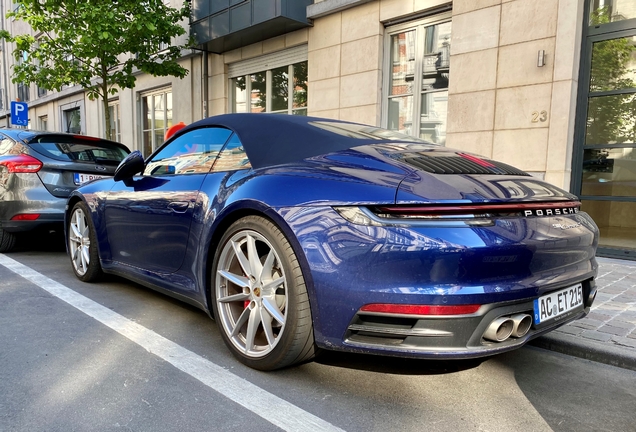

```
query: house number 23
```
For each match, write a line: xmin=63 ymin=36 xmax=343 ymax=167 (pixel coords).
xmin=531 ymin=110 xmax=548 ymax=123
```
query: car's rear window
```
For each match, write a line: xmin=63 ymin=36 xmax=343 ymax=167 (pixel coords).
xmin=28 ymin=136 xmax=129 ymax=165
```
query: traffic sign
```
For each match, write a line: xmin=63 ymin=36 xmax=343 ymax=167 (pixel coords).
xmin=11 ymin=101 xmax=28 ymax=126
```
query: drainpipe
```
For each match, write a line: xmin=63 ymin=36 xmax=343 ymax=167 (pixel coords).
xmin=1 ymin=0 xmax=11 ymax=127
xmin=202 ymin=50 xmax=208 ymax=118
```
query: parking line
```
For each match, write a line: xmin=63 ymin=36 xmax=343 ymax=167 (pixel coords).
xmin=0 ymin=254 xmax=344 ymax=432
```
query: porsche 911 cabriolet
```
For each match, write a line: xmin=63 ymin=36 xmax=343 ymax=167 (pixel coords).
xmin=65 ymin=114 xmax=599 ymax=370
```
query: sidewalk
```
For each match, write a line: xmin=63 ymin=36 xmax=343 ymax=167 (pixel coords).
xmin=531 ymin=257 xmax=636 ymax=371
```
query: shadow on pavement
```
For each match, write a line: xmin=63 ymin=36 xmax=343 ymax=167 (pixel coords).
xmin=313 ymin=349 xmax=484 ymax=375
xmin=12 ymin=228 xmax=66 ymax=253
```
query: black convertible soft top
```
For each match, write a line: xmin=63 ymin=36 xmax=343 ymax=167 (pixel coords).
xmin=174 ymin=113 xmax=406 ymax=169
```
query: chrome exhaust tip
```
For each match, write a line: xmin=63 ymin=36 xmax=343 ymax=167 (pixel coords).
xmin=586 ymin=288 xmax=597 ymax=308
xmin=483 ymin=317 xmax=514 ymax=342
xmin=510 ymin=314 xmax=532 ymax=338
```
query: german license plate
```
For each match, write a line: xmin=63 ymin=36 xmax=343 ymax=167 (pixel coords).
xmin=74 ymin=173 xmax=107 ymax=185
xmin=533 ymin=283 xmax=583 ymax=325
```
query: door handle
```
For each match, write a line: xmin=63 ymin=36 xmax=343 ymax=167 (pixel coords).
xmin=168 ymin=201 xmax=190 ymax=213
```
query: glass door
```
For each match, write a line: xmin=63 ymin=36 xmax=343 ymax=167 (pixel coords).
xmin=575 ymin=28 xmax=636 ymax=258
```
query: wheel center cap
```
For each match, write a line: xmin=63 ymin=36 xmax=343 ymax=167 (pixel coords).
xmin=253 ymin=287 xmax=261 ymax=297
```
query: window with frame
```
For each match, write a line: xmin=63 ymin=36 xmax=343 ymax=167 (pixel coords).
xmin=108 ymin=101 xmax=121 ymax=142
xmin=38 ymin=115 xmax=47 ymax=131
xmin=231 ymin=61 xmax=308 ymax=115
xmin=141 ymin=88 xmax=172 ymax=157
xmin=211 ymin=133 xmax=251 ymax=172
xmin=63 ymin=107 xmax=81 ymax=133
xmin=384 ymin=17 xmax=451 ymax=145
xmin=16 ymin=51 xmax=30 ymax=102
xmin=143 ymin=127 xmax=233 ymax=176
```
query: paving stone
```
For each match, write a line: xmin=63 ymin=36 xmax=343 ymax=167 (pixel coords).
xmin=596 ymin=306 xmax=627 ymax=314
xmin=598 ymin=325 xmax=630 ymax=337
xmin=611 ymin=336 xmax=636 ymax=350
xmin=569 ymin=321 xmax=598 ymax=330
xmin=574 ymin=318 xmax=603 ymax=328
xmin=580 ymin=330 xmax=612 ymax=342
xmin=626 ymin=332 xmax=636 ymax=340
xmin=614 ymin=295 xmax=636 ymax=302
xmin=601 ymin=288 xmax=627 ymax=294
xmin=605 ymin=319 xmax=636 ymax=330
xmin=556 ymin=325 xmax=584 ymax=336
xmin=587 ymin=311 xmax=614 ymax=321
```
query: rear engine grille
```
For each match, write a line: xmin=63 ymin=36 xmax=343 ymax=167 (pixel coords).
xmin=401 ymin=154 xmax=530 ymax=176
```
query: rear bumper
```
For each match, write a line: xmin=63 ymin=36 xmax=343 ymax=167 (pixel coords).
xmin=1 ymin=214 xmax=64 ymax=232
xmin=0 ymin=199 xmax=65 ymax=233
xmin=328 ymin=278 xmax=597 ymax=359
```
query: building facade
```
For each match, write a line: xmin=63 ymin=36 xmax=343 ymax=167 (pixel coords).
xmin=0 ymin=0 xmax=634 ymax=259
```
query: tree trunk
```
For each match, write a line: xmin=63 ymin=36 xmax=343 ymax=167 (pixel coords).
xmin=101 ymin=64 xmax=112 ymax=141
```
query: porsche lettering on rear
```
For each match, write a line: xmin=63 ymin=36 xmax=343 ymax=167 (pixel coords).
xmin=524 ymin=207 xmax=579 ymax=217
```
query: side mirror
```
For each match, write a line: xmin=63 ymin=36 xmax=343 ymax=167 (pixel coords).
xmin=114 ymin=150 xmax=145 ymax=182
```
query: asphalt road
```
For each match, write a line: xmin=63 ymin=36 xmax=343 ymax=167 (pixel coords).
xmin=1 ymin=237 xmax=635 ymax=432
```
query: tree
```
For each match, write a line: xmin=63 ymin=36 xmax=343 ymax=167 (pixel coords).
xmin=0 ymin=0 xmax=192 ymax=140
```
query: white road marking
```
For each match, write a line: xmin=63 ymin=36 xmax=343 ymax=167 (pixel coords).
xmin=0 ymin=254 xmax=344 ymax=432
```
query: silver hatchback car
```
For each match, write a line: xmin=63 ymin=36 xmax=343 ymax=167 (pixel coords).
xmin=0 ymin=129 xmax=129 ymax=252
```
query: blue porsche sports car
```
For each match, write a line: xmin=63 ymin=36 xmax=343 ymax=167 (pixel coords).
xmin=66 ymin=114 xmax=599 ymax=370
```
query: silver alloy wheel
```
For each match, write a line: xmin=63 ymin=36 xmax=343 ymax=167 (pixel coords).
xmin=215 ymin=229 xmax=288 ymax=358
xmin=69 ymin=207 xmax=91 ymax=276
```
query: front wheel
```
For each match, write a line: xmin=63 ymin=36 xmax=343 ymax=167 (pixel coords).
xmin=68 ymin=201 xmax=103 ymax=282
xmin=212 ymin=216 xmax=316 ymax=370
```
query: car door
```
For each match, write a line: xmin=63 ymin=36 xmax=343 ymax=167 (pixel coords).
xmin=104 ymin=127 xmax=232 ymax=273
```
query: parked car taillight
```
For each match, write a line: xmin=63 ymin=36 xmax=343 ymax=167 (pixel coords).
xmin=0 ymin=154 xmax=43 ymax=173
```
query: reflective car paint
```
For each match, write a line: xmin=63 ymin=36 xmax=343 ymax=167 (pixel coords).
xmin=66 ymin=114 xmax=598 ymax=362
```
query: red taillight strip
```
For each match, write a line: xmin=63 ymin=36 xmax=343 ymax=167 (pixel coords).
xmin=375 ymin=201 xmax=581 ymax=216
xmin=0 ymin=154 xmax=43 ymax=173
xmin=360 ymin=303 xmax=481 ymax=316
xmin=11 ymin=214 xmax=40 ymax=221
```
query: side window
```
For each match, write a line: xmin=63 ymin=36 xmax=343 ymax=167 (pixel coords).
xmin=143 ymin=127 xmax=232 ymax=176
xmin=211 ymin=133 xmax=251 ymax=172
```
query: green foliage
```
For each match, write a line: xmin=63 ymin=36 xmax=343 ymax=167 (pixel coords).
xmin=1 ymin=0 xmax=192 ymax=139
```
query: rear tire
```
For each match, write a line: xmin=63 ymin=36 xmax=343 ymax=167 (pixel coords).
xmin=0 ymin=228 xmax=16 ymax=253
xmin=67 ymin=201 xmax=103 ymax=282
xmin=211 ymin=216 xmax=316 ymax=370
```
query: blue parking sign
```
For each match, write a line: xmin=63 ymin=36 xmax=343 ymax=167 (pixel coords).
xmin=11 ymin=101 xmax=28 ymax=126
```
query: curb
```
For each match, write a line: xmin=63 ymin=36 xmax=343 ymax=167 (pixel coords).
xmin=530 ymin=332 xmax=636 ymax=372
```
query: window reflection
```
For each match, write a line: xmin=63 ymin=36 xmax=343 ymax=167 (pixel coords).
xmin=589 ymin=36 xmax=636 ymax=93
xmin=589 ymin=0 xmax=636 ymax=26
xmin=586 ymin=93 xmax=636 ymax=144
xmin=390 ymin=30 xmax=416 ymax=96
xmin=581 ymin=147 xmax=636 ymax=196
xmin=144 ymin=128 xmax=232 ymax=175
xmin=212 ymin=133 xmax=251 ymax=172
xmin=386 ymin=20 xmax=450 ymax=145
xmin=250 ymin=71 xmax=267 ymax=113
xmin=582 ymin=199 xmax=636 ymax=250
xmin=292 ymin=62 xmax=308 ymax=115
xmin=231 ymin=61 xmax=308 ymax=115
xmin=271 ymin=66 xmax=289 ymax=112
